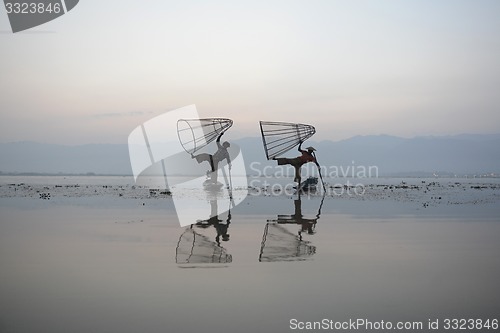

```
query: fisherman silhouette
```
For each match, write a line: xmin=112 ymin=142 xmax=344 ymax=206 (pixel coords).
xmin=259 ymin=192 xmax=322 ymax=262
xmin=274 ymin=141 xmax=320 ymax=185
xmin=195 ymin=198 xmax=231 ymax=245
xmin=277 ymin=194 xmax=319 ymax=237
xmin=214 ymin=211 xmax=231 ymax=246
xmin=192 ymin=132 xmax=232 ymax=184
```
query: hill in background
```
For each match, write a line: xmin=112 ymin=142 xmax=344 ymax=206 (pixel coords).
xmin=1 ymin=134 xmax=499 ymax=176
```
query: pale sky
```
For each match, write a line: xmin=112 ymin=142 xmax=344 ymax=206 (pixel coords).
xmin=1 ymin=0 xmax=499 ymax=144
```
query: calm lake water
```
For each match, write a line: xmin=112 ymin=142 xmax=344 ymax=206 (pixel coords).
xmin=0 ymin=176 xmax=499 ymax=333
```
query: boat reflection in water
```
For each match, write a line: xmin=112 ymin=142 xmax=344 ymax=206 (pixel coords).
xmin=259 ymin=192 xmax=324 ymax=262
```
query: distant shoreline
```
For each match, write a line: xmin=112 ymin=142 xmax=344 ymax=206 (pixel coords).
xmin=0 ymin=172 xmax=132 ymax=177
xmin=0 ymin=172 xmax=498 ymax=179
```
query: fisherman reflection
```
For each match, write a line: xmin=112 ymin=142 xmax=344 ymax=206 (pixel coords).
xmin=192 ymin=132 xmax=231 ymax=184
xmin=259 ymin=193 xmax=324 ymax=262
xmin=195 ymin=198 xmax=231 ymax=246
xmin=278 ymin=193 xmax=321 ymax=237
xmin=175 ymin=199 xmax=232 ymax=265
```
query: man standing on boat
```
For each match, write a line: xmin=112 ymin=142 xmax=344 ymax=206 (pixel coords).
xmin=274 ymin=141 xmax=319 ymax=185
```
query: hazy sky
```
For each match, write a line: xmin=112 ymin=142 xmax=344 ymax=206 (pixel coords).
xmin=1 ymin=0 xmax=499 ymax=144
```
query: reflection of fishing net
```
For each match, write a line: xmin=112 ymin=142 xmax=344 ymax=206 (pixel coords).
xmin=260 ymin=121 xmax=316 ymax=160
xmin=176 ymin=228 xmax=232 ymax=264
xmin=177 ymin=118 xmax=233 ymax=155
xmin=259 ymin=223 xmax=316 ymax=262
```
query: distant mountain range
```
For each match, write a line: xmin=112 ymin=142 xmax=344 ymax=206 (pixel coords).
xmin=0 ymin=134 xmax=499 ymax=176
xmin=0 ymin=142 xmax=131 ymax=175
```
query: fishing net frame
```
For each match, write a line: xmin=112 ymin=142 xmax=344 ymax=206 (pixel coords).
xmin=258 ymin=223 xmax=316 ymax=262
xmin=177 ymin=118 xmax=233 ymax=155
xmin=259 ymin=121 xmax=316 ymax=160
xmin=176 ymin=228 xmax=232 ymax=264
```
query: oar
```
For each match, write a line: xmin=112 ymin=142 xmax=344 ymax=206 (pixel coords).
xmin=228 ymin=165 xmax=233 ymax=199
xmin=221 ymin=163 xmax=235 ymax=208
xmin=312 ymin=152 xmax=327 ymax=192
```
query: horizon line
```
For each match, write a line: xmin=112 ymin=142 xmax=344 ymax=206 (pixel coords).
xmin=1 ymin=132 xmax=500 ymax=146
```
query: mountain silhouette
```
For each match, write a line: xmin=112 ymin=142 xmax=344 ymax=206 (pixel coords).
xmin=0 ymin=134 xmax=499 ymax=176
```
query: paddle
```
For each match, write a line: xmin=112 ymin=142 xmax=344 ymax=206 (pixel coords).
xmin=312 ymin=152 xmax=327 ymax=192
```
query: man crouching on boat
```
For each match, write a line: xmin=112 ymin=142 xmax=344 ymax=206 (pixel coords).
xmin=274 ymin=141 xmax=319 ymax=185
